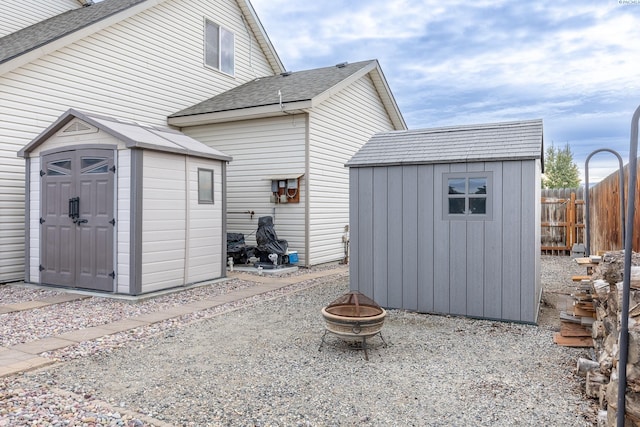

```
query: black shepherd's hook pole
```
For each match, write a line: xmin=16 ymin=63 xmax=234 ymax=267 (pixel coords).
xmin=617 ymin=104 xmax=640 ymax=427
xmin=584 ymin=149 xmax=625 ymax=256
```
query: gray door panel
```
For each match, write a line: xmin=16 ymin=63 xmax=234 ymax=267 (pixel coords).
xmin=40 ymin=148 xmax=115 ymax=291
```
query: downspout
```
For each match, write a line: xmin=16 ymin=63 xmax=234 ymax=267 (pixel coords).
xmin=617 ymin=104 xmax=640 ymax=427
xmin=584 ymin=149 xmax=625 ymax=255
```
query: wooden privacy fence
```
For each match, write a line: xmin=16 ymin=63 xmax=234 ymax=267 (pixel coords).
xmin=541 ymin=188 xmax=585 ymax=254
xmin=588 ymin=158 xmax=640 ymax=254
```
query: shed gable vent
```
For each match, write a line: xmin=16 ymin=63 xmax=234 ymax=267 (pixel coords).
xmin=59 ymin=120 xmax=98 ymax=136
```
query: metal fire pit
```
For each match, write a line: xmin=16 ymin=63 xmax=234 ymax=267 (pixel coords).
xmin=318 ymin=291 xmax=387 ymax=360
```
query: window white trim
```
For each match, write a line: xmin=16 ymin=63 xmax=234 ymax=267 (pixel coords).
xmin=442 ymin=172 xmax=493 ymax=221
xmin=204 ymin=18 xmax=235 ymax=76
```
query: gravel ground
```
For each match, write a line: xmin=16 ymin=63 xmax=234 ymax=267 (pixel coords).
xmin=1 ymin=257 xmax=596 ymax=426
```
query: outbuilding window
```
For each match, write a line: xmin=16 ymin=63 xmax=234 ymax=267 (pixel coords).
xmin=443 ymin=172 xmax=492 ymax=220
xmin=198 ymin=168 xmax=214 ymax=204
xmin=204 ymin=19 xmax=234 ymax=75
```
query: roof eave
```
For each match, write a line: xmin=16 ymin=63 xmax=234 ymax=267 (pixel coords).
xmin=236 ymin=0 xmax=285 ymax=74
xmin=368 ymin=63 xmax=407 ymax=130
xmin=168 ymin=100 xmax=312 ymax=127
xmin=346 ymin=155 xmax=542 ymax=168
xmin=312 ymin=60 xmax=407 ymax=131
xmin=1 ymin=0 xmax=164 ymax=76
xmin=19 ymin=108 xmax=233 ymax=162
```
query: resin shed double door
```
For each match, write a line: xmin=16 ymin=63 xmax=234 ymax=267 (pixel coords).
xmin=40 ymin=147 xmax=115 ymax=291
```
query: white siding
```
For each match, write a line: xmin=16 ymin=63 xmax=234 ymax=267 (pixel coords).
xmin=140 ymin=151 xmax=186 ymax=293
xmin=28 ymin=157 xmax=40 ymax=282
xmin=0 ymin=0 xmax=277 ymax=282
xmin=139 ymin=151 xmax=224 ymax=292
xmin=0 ymin=0 xmax=81 ymax=37
xmin=308 ymin=74 xmax=394 ymax=265
xmin=116 ymin=149 xmax=131 ymax=294
xmin=186 ymin=158 xmax=224 ymax=282
xmin=183 ymin=116 xmax=307 ymax=264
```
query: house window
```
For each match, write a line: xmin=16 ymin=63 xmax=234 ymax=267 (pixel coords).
xmin=443 ymin=172 xmax=492 ymax=220
xmin=205 ymin=19 xmax=234 ymax=75
xmin=198 ymin=169 xmax=214 ymax=204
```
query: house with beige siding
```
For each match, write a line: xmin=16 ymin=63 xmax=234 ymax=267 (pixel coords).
xmin=1 ymin=0 xmax=406 ymax=290
xmin=169 ymin=60 xmax=406 ymax=267
xmin=0 ymin=0 xmax=284 ymax=285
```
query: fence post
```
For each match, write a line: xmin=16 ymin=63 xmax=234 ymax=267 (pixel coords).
xmin=568 ymin=192 xmax=576 ymax=250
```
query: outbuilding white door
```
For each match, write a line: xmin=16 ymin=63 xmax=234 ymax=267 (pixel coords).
xmin=40 ymin=148 xmax=115 ymax=291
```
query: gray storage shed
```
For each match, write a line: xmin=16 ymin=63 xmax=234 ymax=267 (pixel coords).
xmin=346 ymin=119 xmax=543 ymax=323
xmin=18 ymin=109 xmax=232 ymax=295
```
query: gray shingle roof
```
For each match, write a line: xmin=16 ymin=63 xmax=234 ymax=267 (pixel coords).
xmin=169 ymin=60 xmax=377 ymax=117
xmin=0 ymin=0 xmax=146 ymax=65
xmin=346 ymin=119 xmax=543 ymax=167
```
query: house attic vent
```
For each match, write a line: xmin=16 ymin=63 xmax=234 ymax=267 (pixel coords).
xmin=280 ymin=71 xmax=292 ymax=77
xmin=336 ymin=62 xmax=348 ymax=68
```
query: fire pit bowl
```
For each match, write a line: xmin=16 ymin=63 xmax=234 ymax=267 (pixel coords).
xmin=319 ymin=292 xmax=386 ymax=360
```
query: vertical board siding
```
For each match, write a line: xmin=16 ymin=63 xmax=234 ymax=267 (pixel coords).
xmin=350 ymin=159 xmax=539 ymax=323
xmin=432 ymin=164 xmax=450 ymax=313
xmin=0 ymin=0 xmax=80 ymax=37
xmin=448 ymin=163 xmax=467 ymax=316
xmin=356 ymin=168 xmax=374 ymax=299
xmin=386 ymin=166 xmax=403 ymax=308
xmin=348 ymin=168 xmax=360 ymax=293
xmin=466 ymin=162 xmax=486 ymax=318
xmin=0 ymin=0 xmax=277 ymax=282
xmin=183 ymin=116 xmax=307 ymax=264
xmin=372 ymin=168 xmax=388 ymax=306
xmin=501 ymin=161 xmax=522 ymax=321
xmin=417 ymin=165 xmax=434 ymax=313
xmin=483 ymin=162 xmax=503 ymax=320
xmin=308 ymin=74 xmax=395 ymax=266
xmin=402 ymin=165 xmax=418 ymax=310
xmin=520 ymin=160 xmax=537 ymax=321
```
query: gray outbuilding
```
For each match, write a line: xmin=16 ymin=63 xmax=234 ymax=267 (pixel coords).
xmin=346 ymin=119 xmax=543 ymax=323
xmin=18 ymin=109 xmax=231 ymax=295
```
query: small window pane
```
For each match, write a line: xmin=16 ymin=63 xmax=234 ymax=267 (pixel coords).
xmin=448 ymin=178 xmax=466 ymax=195
xmin=220 ymin=27 xmax=234 ymax=75
xmin=47 ymin=159 xmax=72 ymax=175
xmin=84 ymin=165 xmax=109 ymax=174
xmin=469 ymin=198 xmax=486 ymax=214
xmin=205 ymin=21 xmax=219 ymax=69
xmin=448 ymin=198 xmax=465 ymax=214
xmin=469 ymin=178 xmax=487 ymax=194
xmin=81 ymin=157 xmax=105 ymax=168
xmin=52 ymin=160 xmax=72 ymax=170
xmin=198 ymin=169 xmax=214 ymax=204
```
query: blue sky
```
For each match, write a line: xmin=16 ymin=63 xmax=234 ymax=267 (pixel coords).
xmin=250 ymin=0 xmax=640 ymax=184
